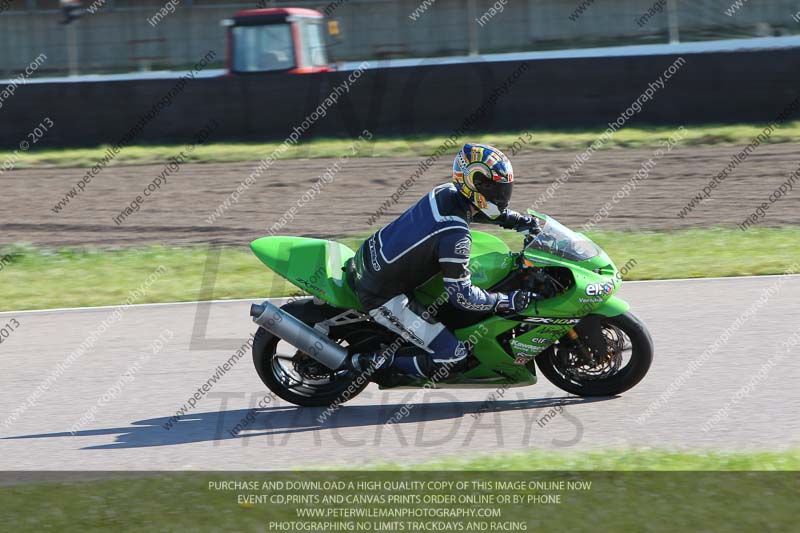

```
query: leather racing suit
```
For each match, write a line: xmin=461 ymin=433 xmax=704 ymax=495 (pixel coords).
xmin=348 ymin=183 xmax=530 ymax=377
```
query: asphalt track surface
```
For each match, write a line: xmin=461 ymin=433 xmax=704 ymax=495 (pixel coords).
xmin=1 ymin=275 xmax=799 ymax=470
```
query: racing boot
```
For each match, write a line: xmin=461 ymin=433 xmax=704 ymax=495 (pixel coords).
xmin=346 ymin=350 xmax=394 ymax=376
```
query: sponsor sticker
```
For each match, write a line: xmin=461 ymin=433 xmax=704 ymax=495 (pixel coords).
xmin=585 ymin=282 xmax=614 ymax=297
xmin=511 ymin=339 xmax=548 ymax=352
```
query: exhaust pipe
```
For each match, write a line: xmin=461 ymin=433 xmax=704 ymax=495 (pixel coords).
xmin=250 ymin=300 xmax=348 ymax=370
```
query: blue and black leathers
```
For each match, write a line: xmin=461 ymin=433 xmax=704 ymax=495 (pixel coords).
xmin=351 ymin=183 xmax=531 ymax=377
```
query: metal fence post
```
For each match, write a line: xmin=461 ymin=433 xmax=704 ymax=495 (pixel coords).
xmin=667 ymin=0 xmax=680 ymax=44
xmin=468 ymin=0 xmax=479 ymax=55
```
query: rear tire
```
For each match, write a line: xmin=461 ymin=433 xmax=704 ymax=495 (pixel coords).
xmin=535 ymin=311 xmax=653 ymax=396
xmin=252 ymin=299 xmax=371 ymax=407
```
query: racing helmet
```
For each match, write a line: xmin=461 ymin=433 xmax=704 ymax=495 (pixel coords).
xmin=452 ymin=143 xmax=514 ymax=219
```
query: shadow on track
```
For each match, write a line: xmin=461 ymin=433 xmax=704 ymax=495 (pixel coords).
xmin=3 ymin=393 xmax=614 ymax=450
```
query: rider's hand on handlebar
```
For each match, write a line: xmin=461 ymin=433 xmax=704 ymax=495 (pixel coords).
xmin=512 ymin=214 xmax=540 ymax=235
xmin=494 ymin=290 xmax=534 ymax=315
xmin=500 ymin=210 xmax=540 ymax=235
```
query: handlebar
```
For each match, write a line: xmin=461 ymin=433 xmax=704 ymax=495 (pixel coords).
xmin=521 ymin=227 xmax=541 ymax=251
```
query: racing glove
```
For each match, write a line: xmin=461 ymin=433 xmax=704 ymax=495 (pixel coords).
xmin=497 ymin=210 xmax=540 ymax=234
xmin=494 ymin=290 xmax=533 ymax=315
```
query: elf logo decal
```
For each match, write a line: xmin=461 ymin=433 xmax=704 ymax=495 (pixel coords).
xmin=585 ymin=283 xmax=614 ymax=297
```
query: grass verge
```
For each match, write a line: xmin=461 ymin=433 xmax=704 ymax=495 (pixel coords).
xmin=385 ymin=448 xmax=800 ymax=470
xmin=1 ymin=227 xmax=798 ymax=311
xmin=4 ymin=122 xmax=800 ymax=168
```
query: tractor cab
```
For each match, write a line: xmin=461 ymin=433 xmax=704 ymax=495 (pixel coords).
xmin=224 ymin=8 xmax=332 ymax=74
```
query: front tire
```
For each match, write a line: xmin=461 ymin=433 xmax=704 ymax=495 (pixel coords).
xmin=535 ymin=311 xmax=653 ymax=396
xmin=252 ymin=299 xmax=371 ymax=407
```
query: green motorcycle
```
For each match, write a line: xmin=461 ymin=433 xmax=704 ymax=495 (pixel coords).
xmin=248 ymin=211 xmax=653 ymax=407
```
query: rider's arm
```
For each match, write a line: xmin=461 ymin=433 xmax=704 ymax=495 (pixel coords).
xmin=437 ymin=231 xmax=499 ymax=312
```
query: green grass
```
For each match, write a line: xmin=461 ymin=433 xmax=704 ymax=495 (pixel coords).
xmin=0 ymin=451 xmax=797 ymax=532
xmin=5 ymin=122 xmax=800 ymax=168
xmin=549 ymin=227 xmax=800 ymax=280
xmin=0 ymin=245 xmax=295 ymax=311
xmin=2 ymin=227 xmax=798 ymax=311
xmin=390 ymin=448 xmax=800 ymax=471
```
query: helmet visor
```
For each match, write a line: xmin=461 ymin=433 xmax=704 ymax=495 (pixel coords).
xmin=481 ymin=181 xmax=513 ymax=212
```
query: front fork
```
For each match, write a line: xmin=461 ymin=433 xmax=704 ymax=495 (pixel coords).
xmin=560 ymin=328 xmax=593 ymax=367
xmin=560 ymin=317 xmax=607 ymax=367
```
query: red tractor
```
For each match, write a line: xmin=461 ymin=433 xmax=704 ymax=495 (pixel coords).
xmin=224 ymin=7 xmax=333 ymax=74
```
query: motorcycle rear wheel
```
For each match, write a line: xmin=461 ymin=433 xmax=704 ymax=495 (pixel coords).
xmin=252 ymin=299 xmax=372 ymax=408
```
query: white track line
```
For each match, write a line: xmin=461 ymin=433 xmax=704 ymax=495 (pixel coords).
xmin=0 ymin=297 xmax=272 ymax=316
xmin=3 ymin=273 xmax=799 ymax=316
xmin=621 ymin=273 xmax=800 ymax=283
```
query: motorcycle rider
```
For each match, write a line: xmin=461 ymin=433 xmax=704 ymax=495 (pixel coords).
xmin=346 ymin=143 xmax=539 ymax=379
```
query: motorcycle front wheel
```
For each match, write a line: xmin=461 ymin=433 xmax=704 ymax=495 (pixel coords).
xmin=535 ymin=311 xmax=653 ymax=396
